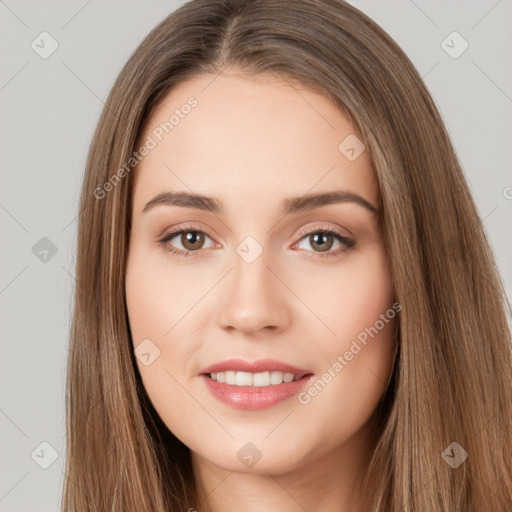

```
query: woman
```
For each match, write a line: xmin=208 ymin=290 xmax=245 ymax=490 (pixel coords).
xmin=62 ymin=0 xmax=512 ymax=510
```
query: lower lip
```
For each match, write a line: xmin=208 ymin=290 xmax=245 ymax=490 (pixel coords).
xmin=201 ymin=374 xmax=314 ymax=410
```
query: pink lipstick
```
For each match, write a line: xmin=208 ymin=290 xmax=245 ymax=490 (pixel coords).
xmin=199 ymin=358 xmax=314 ymax=410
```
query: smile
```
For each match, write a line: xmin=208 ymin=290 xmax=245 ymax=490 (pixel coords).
xmin=208 ymin=370 xmax=303 ymax=386
xmin=199 ymin=359 xmax=314 ymax=410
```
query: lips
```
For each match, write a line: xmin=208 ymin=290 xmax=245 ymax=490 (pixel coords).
xmin=199 ymin=358 xmax=314 ymax=410
xmin=199 ymin=358 xmax=311 ymax=377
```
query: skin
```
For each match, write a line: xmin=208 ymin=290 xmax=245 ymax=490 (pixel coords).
xmin=125 ymin=69 xmax=397 ymax=512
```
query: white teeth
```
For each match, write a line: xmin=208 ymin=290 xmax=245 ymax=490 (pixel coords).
xmin=270 ymin=371 xmax=285 ymax=384
xmin=209 ymin=370 xmax=299 ymax=386
xmin=225 ymin=371 xmax=236 ymax=384
xmin=235 ymin=371 xmax=253 ymax=386
xmin=253 ymin=371 xmax=270 ymax=387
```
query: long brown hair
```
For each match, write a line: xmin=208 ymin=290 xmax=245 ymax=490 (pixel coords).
xmin=62 ymin=0 xmax=512 ymax=510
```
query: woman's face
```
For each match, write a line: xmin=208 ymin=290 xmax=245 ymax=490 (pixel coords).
xmin=125 ymin=70 xmax=397 ymax=475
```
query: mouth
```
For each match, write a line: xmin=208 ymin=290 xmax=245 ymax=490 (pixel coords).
xmin=204 ymin=370 xmax=311 ymax=387
xmin=199 ymin=359 xmax=314 ymax=410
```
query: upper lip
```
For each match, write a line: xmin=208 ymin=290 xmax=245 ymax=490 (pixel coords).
xmin=199 ymin=358 xmax=312 ymax=377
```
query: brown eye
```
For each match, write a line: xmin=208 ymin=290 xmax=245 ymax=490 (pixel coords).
xmin=294 ymin=227 xmax=355 ymax=258
xmin=158 ymin=227 xmax=216 ymax=257
xmin=308 ymin=232 xmax=334 ymax=252
xmin=180 ymin=231 xmax=205 ymax=251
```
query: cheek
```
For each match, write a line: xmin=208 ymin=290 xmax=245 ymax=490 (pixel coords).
xmin=293 ymin=331 xmax=395 ymax=465
xmin=290 ymin=244 xmax=396 ymax=433
xmin=125 ymin=242 xmax=203 ymax=344
xmin=125 ymin=252 xmax=207 ymax=448
xmin=290 ymin=241 xmax=395 ymax=344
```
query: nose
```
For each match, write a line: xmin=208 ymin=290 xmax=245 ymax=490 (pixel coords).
xmin=216 ymin=243 xmax=291 ymax=336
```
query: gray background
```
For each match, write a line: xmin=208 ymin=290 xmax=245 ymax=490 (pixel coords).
xmin=1 ymin=1 xmax=511 ymax=510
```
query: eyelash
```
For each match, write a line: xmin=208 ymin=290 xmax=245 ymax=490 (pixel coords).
xmin=157 ymin=223 xmax=355 ymax=260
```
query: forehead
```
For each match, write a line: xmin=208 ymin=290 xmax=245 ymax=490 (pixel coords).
xmin=132 ymin=71 xmax=378 ymax=215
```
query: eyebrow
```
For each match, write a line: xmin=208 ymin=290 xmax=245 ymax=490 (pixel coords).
xmin=142 ymin=190 xmax=378 ymax=215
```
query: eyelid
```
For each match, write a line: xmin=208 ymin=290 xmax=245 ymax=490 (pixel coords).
xmin=156 ymin=222 xmax=211 ymax=239
xmin=293 ymin=223 xmax=352 ymax=242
